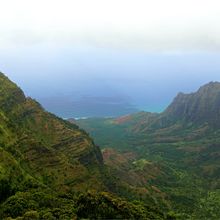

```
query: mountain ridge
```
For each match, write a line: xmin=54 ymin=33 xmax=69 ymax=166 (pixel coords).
xmin=76 ymin=81 xmax=220 ymax=218
xmin=162 ymin=81 xmax=220 ymax=128
xmin=0 ymin=72 xmax=168 ymax=219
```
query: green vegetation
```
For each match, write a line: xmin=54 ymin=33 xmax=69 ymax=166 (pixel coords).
xmin=76 ymin=190 xmax=167 ymax=219
xmin=132 ymin=159 xmax=151 ymax=170
xmin=0 ymin=72 xmax=168 ymax=219
xmin=77 ymin=82 xmax=220 ymax=219
xmin=3 ymin=72 xmax=219 ymax=219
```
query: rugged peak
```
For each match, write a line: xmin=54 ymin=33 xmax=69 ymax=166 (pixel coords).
xmin=176 ymin=92 xmax=185 ymax=96
xmin=199 ymin=81 xmax=220 ymax=88
xmin=163 ymin=81 xmax=220 ymax=127
xmin=197 ymin=81 xmax=220 ymax=94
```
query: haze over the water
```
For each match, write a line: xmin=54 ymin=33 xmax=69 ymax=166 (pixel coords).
xmin=0 ymin=0 xmax=220 ymax=117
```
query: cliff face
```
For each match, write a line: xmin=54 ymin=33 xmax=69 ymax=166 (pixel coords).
xmin=162 ymin=82 xmax=220 ymax=127
xmin=0 ymin=72 xmax=104 ymax=194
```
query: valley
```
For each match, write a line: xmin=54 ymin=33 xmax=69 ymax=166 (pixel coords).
xmin=0 ymin=72 xmax=220 ymax=219
xmin=0 ymin=72 xmax=171 ymax=219
xmin=76 ymin=82 xmax=220 ymax=219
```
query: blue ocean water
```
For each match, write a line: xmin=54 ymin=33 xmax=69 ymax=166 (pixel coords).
xmin=1 ymin=45 xmax=220 ymax=118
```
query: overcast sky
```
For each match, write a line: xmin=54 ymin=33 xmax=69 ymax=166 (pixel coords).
xmin=0 ymin=0 xmax=220 ymax=117
xmin=1 ymin=0 xmax=220 ymax=51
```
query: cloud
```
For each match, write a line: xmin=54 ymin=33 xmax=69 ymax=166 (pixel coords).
xmin=0 ymin=0 xmax=220 ymax=51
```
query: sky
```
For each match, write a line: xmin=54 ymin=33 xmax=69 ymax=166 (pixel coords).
xmin=0 ymin=0 xmax=220 ymax=117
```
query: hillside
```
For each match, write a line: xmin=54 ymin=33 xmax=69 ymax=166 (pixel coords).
xmin=0 ymin=72 xmax=104 ymax=192
xmin=76 ymin=82 xmax=220 ymax=219
xmin=0 ymin=72 xmax=169 ymax=219
xmin=163 ymin=82 xmax=220 ymax=127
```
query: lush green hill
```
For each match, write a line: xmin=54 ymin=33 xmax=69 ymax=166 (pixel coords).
xmin=0 ymin=72 xmax=169 ymax=219
xmin=0 ymin=72 xmax=104 ymax=193
xmin=76 ymin=82 xmax=220 ymax=219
